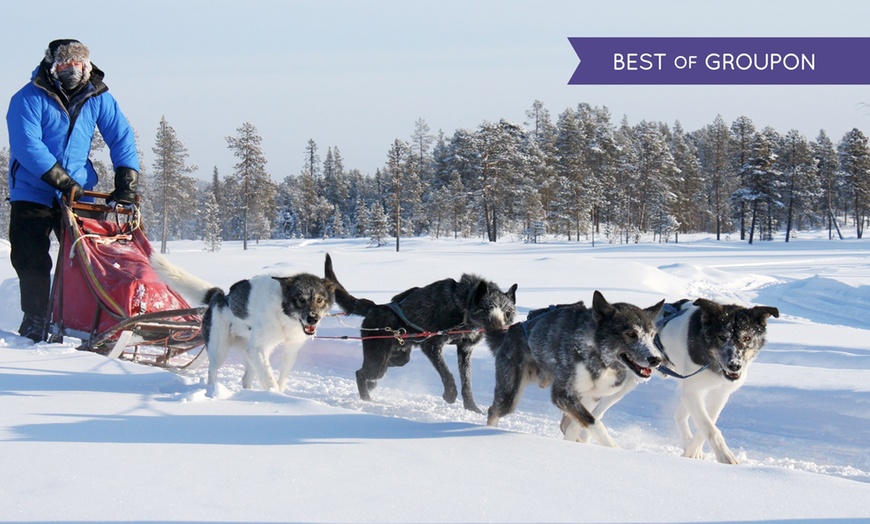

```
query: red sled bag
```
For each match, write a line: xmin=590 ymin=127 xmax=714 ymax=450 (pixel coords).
xmin=49 ymin=196 xmax=204 ymax=367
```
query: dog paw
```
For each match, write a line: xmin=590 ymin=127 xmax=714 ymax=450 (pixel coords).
xmin=716 ymin=450 xmax=739 ymax=465
xmin=683 ymin=448 xmax=706 ymax=460
xmin=463 ymin=400 xmax=483 ymax=414
xmin=442 ymin=388 xmax=458 ymax=404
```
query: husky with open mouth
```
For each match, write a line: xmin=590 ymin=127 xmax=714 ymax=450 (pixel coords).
xmin=655 ymin=298 xmax=779 ymax=464
xmin=486 ymin=291 xmax=664 ymax=447
xmin=150 ymin=252 xmax=335 ymax=392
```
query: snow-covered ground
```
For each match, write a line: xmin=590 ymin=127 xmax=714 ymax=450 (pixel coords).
xmin=2 ymin=231 xmax=870 ymax=523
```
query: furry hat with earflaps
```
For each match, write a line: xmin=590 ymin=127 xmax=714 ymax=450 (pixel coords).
xmin=43 ymin=39 xmax=93 ymax=82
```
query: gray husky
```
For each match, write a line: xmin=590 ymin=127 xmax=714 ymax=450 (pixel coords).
xmin=656 ymin=298 xmax=779 ymax=464
xmin=151 ymin=253 xmax=336 ymax=392
xmin=324 ymin=254 xmax=517 ymax=412
xmin=486 ymin=291 xmax=664 ymax=447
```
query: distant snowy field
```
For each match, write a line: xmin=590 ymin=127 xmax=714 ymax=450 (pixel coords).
xmin=2 ymin=231 xmax=870 ymax=523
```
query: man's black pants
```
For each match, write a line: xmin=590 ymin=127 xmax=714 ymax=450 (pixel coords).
xmin=9 ymin=201 xmax=61 ymax=319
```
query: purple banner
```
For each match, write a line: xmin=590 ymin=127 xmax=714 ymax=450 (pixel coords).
xmin=567 ymin=37 xmax=870 ymax=85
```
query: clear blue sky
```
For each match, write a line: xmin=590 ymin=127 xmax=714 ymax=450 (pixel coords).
xmin=2 ymin=0 xmax=869 ymax=181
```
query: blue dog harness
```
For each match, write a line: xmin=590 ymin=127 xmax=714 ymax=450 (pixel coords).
xmin=386 ymin=301 xmax=427 ymax=333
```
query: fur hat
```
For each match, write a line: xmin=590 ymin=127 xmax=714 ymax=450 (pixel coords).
xmin=44 ymin=39 xmax=92 ymax=80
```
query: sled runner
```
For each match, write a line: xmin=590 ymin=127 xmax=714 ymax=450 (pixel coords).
xmin=47 ymin=191 xmax=207 ymax=368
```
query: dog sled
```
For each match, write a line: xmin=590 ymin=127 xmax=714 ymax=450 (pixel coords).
xmin=47 ymin=190 xmax=207 ymax=368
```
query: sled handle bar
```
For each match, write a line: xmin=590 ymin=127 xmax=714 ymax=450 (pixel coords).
xmin=67 ymin=190 xmax=140 ymax=216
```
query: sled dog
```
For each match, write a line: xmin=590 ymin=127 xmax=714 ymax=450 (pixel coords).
xmin=655 ymin=298 xmax=779 ymax=464
xmin=151 ymin=253 xmax=336 ymax=392
xmin=486 ymin=291 xmax=665 ymax=447
xmin=324 ymin=254 xmax=517 ymax=412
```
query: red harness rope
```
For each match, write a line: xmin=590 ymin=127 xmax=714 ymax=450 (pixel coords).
xmin=314 ymin=313 xmax=484 ymax=345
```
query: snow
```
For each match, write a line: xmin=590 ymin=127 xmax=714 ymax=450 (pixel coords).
xmin=2 ymin=232 xmax=870 ymax=523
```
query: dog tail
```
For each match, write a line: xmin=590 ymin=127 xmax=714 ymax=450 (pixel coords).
xmin=324 ymin=253 xmax=378 ymax=317
xmin=150 ymin=251 xmax=221 ymax=305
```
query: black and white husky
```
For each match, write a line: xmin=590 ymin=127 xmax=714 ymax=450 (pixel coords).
xmin=150 ymin=253 xmax=336 ymax=392
xmin=656 ymin=298 xmax=779 ymax=464
xmin=486 ymin=291 xmax=665 ymax=447
xmin=324 ymin=254 xmax=517 ymax=412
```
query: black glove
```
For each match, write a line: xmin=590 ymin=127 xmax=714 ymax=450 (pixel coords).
xmin=110 ymin=167 xmax=139 ymax=204
xmin=41 ymin=162 xmax=82 ymax=202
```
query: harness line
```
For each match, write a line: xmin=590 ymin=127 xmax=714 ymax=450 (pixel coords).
xmin=315 ymin=312 xmax=483 ymax=345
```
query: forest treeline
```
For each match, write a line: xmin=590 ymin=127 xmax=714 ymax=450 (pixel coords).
xmin=2 ymin=100 xmax=868 ymax=250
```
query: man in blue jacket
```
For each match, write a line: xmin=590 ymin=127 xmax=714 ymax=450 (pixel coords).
xmin=6 ymin=39 xmax=140 ymax=343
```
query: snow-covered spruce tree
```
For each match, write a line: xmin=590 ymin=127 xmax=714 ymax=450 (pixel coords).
xmin=778 ymin=129 xmax=819 ymax=242
xmin=152 ymin=116 xmax=198 ymax=254
xmin=475 ymin=120 xmax=529 ymax=242
xmin=322 ymin=146 xmax=351 ymax=235
xmin=200 ymin=168 xmax=222 ymax=252
xmin=384 ymin=138 xmax=416 ymax=251
xmin=368 ymin=201 xmax=389 ymax=247
xmin=577 ymin=104 xmax=616 ymax=242
xmin=812 ymin=130 xmax=842 ymax=239
xmin=225 ymin=122 xmax=275 ymax=249
xmin=737 ymin=127 xmax=782 ymax=244
xmin=730 ymin=115 xmax=757 ymax=240
xmin=838 ymin=128 xmax=870 ymax=238
xmin=632 ymin=120 xmax=678 ymax=242
xmin=553 ymin=107 xmax=584 ymax=239
xmin=525 ymin=101 xmax=559 ymax=239
xmin=670 ymin=121 xmax=704 ymax=236
xmin=694 ymin=115 xmax=733 ymax=240
xmin=297 ymin=139 xmax=325 ymax=238
xmin=610 ymin=117 xmax=639 ymax=244
xmin=203 ymin=192 xmax=222 ymax=252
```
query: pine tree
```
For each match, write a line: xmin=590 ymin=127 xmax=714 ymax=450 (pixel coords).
xmin=738 ymin=127 xmax=781 ymax=244
xmin=778 ymin=130 xmax=818 ymax=242
xmin=670 ymin=121 xmax=703 ymax=236
xmin=226 ymin=122 xmax=274 ymax=249
xmin=633 ymin=120 xmax=678 ymax=239
xmin=200 ymin=168 xmax=222 ymax=251
xmin=578 ymin=104 xmax=616 ymax=242
xmin=203 ymin=192 xmax=222 ymax=252
xmin=369 ymin=201 xmax=389 ymax=247
xmin=696 ymin=115 xmax=732 ymax=239
xmin=553 ymin=108 xmax=584 ymax=239
xmin=152 ymin=116 xmax=198 ymax=254
xmin=838 ymin=128 xmax=870 ymax=238
xmin=812 ymin=130 xmax=842 ymax=239
xmin=354 ymin=196 xmax=369 ymax=238
xmin=730 ymin=116 xmax=757 ymax=239
xmin=385 ymin=139 xmax=413 ymax=251
xmin=475 ymin=120 xmax=529 ymax=242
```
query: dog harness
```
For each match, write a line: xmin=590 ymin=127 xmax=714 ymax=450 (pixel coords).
xmin=386 ymin=301 xmax=428 ymax=333
xmin=519 ymin=304 xmax=561 ymax=340
xmin=654 ymin=302 xmax=709 ymax=379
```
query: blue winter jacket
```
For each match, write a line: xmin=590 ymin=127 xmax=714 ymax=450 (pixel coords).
xmin=6 ymin=63 xmax=139 ymax=206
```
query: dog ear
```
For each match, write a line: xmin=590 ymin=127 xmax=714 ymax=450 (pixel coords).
xmin=507 ymin=283 xmax=518 ymax=303
xmin=693 ymin=298 xmax=722 ymax=324
xmin=646 ymin=298 xmax=666 ymax=320
xmin=473 ymin=281 xmax=489 ymax=305
xmin=592 ymin=290 xmax=614 ymax=321
xmin=752 ymin=305 xmax=779 ymax=323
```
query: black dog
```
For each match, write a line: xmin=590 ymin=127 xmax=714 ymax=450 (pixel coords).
xmin=325 ymin=254 xmax=517 ymax=412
